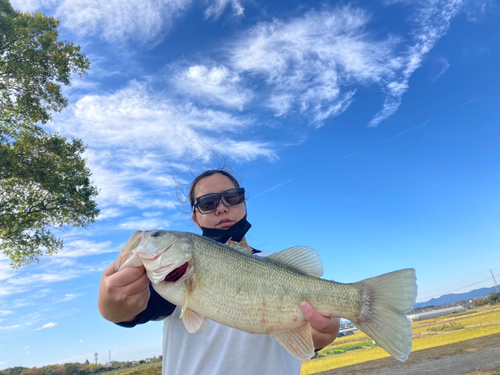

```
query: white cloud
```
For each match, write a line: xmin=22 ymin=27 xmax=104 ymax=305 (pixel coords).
xmin=56 ymin=0 xmax=192 ymax=45
xmin=430 ymin=57 xmax=450 ymax=81
xmin=0 ymin=324 xmax=21 ymax=330
xmin=52 ymin=81 xmax=270 ymax=157
xmin=171 ymin=64 xmax=252 ymax=109
xmin=0 ymin=284 xmax=29 ymax=297
xmin=221 ymin=3 xmax=463 ymax=126
xmin=143 ymin=212 xmax=163 ymax=218
xmin=96 ymin=207 xmax=123 ymax=221
xmin=53 ymin=240 xmax=115 ymax=258
xmin=10 ymin=0 xmax=57 ymax=11
xmin=117 ymin=218 xmax=171 ymax=230
xmin=61 ymin=293 xmax=83 ymax=301
xmin=369 ymin=0 xmax=464 ymax=126
xmin=0 ymin=256 xmax=15 ymax=281
xmin=0 ymin=262 xmax=104 ymax=298
xmin=229 ymin=7 xmax=400 ymax=125
xmin=10 ymin=0 xmax=243 ymax=45
xmin=47 ymin=80 xmax=276 ymax=213
xmin=0 ymin=310 xmax=13 ymax=316
xmin=9 ymin=273 xmax=76 ymax=286
xmin=205 ymin=0 xmax=244 ymax=19
xmin=12 ymin=300 xmax=32 ymax=308
xmin=35 ymin=322 xmax=57 ymax=330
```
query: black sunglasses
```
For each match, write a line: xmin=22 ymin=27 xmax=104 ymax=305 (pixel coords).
xmin=193 ymin=188 xmax=245 ymax=214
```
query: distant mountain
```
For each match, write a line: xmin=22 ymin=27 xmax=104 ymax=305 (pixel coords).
xmin=414 ymin=286 xmax=498 ymax=309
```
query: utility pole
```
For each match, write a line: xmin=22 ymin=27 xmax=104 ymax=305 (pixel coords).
xmin=94 ymin=352 xmax=98 ymax=365
xmin=109 ymin=350 xmax=111 ymax=364
xmin=491 ymin=269 xmax=499 ymax=293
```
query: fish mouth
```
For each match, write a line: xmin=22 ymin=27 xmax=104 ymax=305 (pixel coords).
xmin=163 ymin=262 xmax=189 ymax=283
xmin=147 ymin=259 xmax=190 ymax=284
xmin=137 ymin=245 xmax=172 ymax=260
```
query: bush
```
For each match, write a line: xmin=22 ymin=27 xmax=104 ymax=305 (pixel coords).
xmin=426 ymin=322 xmax=464 ymax=332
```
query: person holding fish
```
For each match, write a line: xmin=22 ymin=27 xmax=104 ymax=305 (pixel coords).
xmin=98 ymin=169 xmax=340 ymax=374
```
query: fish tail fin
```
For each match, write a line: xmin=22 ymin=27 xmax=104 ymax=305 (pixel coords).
xmin=352 ymin=268 xmax=417 ymax=362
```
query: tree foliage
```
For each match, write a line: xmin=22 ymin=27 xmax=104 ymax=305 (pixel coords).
xmin=0 ymin=0 xmax=98 ymax=268
xmin=0 ymin=0 xmax=90 ymax=131
xmin=0 ymin=357 xmax=164 ymax=375
xmin=476 ymin=292 xmax=500 ymax=306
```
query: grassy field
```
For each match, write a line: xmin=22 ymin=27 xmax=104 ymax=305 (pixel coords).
xmin=300 ymin=306 xmax=500 ymax=375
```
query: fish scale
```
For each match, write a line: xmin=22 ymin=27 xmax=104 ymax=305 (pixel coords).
xmin=187 ymin=236 xmax=355 ymax=332
xmin=116 ymin=229 xmax=417 ymax=362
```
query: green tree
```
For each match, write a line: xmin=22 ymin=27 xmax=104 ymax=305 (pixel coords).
xmin=477 ymin=292 xmax=500 ymax=306
xmin=0 ymin=0 xmax=90 ymax=130
xmin=0 ymin=0 xmax=98 ymax=268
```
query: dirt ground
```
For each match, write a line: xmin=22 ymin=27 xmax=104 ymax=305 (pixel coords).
xmin=318 ymin=333 xmax=500 ymax=375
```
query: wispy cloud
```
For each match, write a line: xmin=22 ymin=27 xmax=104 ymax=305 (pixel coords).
xmin=10 ymin=0 xmax=244 ymax=46
xmin=0 ymin=257 xmax=16 ymax=281
xmin=53 ymin=240 xmax=115 ymax=258
xmin=430 ymin=57 xmax=450 ymax=81
xmin=117 ymin=217 xmax=171 ymax=230
xmin=61 ymin=293 xmax=83 ymax=302
xmin=11 ymin=0 xmax=192 ymax=45
xmin=46 ymin=80 xmax=276 ymax=215
xmin=51 ymin=81 xmax=273 ymax=160
xmin=369 ymin=0 xmax=464 ymax=126
xmin=230 ymin=7 xmax=398 ymax=125
xmin=170 ymin=64 xmax=252 ymax=109
xmin=8 ymin=273 xmax=77 ymax=286
xmin=0 ymin=324 xmax=21 ymax=330
xmin=35 ymin=322 xmax=57 ymax=330
xmin=205 ymin=0 xmax=244 ymax=19
xmin=0 ymin=262 xmax=105 ymax=298
xmin=253 ymin=179 xmax=295 ymax=198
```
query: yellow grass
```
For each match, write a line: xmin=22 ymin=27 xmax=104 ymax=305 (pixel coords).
xmin=300 ymin=308 xmax=500 ymax=375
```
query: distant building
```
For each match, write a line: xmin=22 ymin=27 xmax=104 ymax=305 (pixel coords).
xmin=407 ymin=305 xmax=466 ymax=322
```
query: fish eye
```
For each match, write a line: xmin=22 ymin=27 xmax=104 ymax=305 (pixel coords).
xmin=152 ymin=231 xmax=160 ymax=237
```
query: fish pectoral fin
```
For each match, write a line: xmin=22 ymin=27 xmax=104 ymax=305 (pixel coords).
xmin=181 ymin=308 xmax=207 ymax=334
xmin=179 ymin=285 xmax=208 ymax=334
xmin=271 ymin=323 xmax=315 ymax=361
xmin=200 ymin=318 xmax=210 ymax=334
xmin=267 ymin=246 xmax=324 ymax=277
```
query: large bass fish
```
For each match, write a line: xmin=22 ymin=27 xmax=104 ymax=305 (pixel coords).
xmin=115 ymin=230 xmax=417 ymax=362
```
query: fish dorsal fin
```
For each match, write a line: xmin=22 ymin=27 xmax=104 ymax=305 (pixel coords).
xmin=226 ymin=241 xmax=250 ymax=253
xmin=267 ymin=246 xmax=323 ymax=277
xmin=271 ymin=323 xmax=315 ymax=361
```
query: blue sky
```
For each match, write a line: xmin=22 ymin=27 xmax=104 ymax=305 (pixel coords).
xmin=1 ymin=0 xmax=499 ymax=370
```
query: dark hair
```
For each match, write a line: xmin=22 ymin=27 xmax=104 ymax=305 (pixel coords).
xmin=188 ymin=169 xmax=240 ymax=209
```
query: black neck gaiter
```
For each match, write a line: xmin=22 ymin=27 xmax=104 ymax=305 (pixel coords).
xmin=201 ymin=215 xmax=251 ymax=244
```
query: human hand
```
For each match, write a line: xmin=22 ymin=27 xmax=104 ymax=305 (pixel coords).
xmin=301 ymin=302 xmax=340 ymax=350
xmin=97 ymin=262 xmax=150 ymax=323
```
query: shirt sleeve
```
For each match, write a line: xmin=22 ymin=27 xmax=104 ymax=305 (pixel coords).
xmin=116 ymin=283 xmax=176 ymax=328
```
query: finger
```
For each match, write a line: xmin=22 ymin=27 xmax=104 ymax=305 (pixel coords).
xmin=123 ymin=271 xmax=150 ymax=295
xmin=111 ymin=265 xmax=147 ymax=287
xmin=102 ymin=262 xmax=117 ymax=277
xmin=301 ymin=302 xmax=334 ymax=332
xmin=127 ymin=278 xmax=151 ymax=304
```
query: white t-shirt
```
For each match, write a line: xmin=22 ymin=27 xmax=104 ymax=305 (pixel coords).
xmin=161 ymin=307 xmax=302 ymax=375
